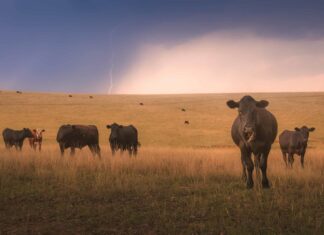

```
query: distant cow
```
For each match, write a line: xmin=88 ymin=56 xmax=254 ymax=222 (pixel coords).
xmin=181 ymin=108 xmax=186 ymax=112
xmin=227 ymin=96 xmax=278 ymax=189
xmin=56 ymin=125 xmax=101 ymax=157
xmin=106 ymin=123 xmax=140 ymax=156
xmin=2 ymin=128 xmax=33 ymax=150
xmin=29 ymin=129 xmax=45 ymax=151
xmin=184 ymin=120 xmax=190 ymax=124
xmin=279 ymin=126 xmax=315 ymax=168
xmin=139 ymin=102 xmax=144 ymax=106
xmin=89 ymin=96 xmax=93 ymax=99
xmin=68 ymin=95 xmax=72 ymax=97
xmin=16 ymin=91 xmax=22 ymax=94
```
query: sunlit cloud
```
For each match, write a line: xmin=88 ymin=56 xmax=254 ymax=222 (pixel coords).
xmin=115 ymin=31 xmax=324 ymax=94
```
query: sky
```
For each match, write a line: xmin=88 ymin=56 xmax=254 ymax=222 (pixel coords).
xmin=1 ymin=0 xmax=324 ymax=94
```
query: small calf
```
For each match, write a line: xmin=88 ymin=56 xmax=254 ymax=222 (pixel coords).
xmin=29 ymin=129 xmax=45 ymax=151
xmin=279 ymin=126 xmax=315 ymax=168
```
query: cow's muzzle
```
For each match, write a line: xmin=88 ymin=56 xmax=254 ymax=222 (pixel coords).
xmin=243 ymin=127 xmax=256 ymax=143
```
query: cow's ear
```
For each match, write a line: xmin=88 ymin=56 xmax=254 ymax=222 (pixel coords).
xmin=106 ymin=125 xmax=111 ymax=129
xmin=119 ymin=125 xmax=123 ymax=128
xmin=33 ymin=129 xmax=36 ymax=132
xmin=309 ymin=127 xmax=315 ymax=132
xmin=41 ymin=129 xmax=45 ymax=132
xmin=226 ymin=100 xmax=239 ymax=109
xmin=256 ymin=100 xmax=269 ymax=108
xmin=295 ymin=127 xmax=301 ymax=131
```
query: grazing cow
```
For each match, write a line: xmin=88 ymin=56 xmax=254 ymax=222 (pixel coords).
xmin=181 ymin=108 xmax=186 ymax=112
xmin=184 ymin=120 xmax=190 ymax=124
xmin=227 ymin=96 xmax=278 ymax=189
xmin=29 ymin=129 xmax=45 ymax=151
xmin=279 ymin=126 xmax=315 ymax=168
xmin=16 ymin=91 xmax=22 ymax=94
xmin=106 ymin=123 xmax=140 ymax=156
xmin=2 ymin=128 xmax=33 ymax=150
xmin=139 ymin=102 xmax=144 ymax=106
xmin=56 ymin=125 xmax=101 ymax=157
xmin=89 ymin=96 xmax=93 ymax=99
xmin=68 ymin=94 xmax=72 ymax=97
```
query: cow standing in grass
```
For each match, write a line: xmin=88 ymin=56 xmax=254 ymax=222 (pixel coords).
xmin=29 ymin=129 xmax=45 ymax=151
xmin=227 ymin=96 xmax=278 ymax=189
xmin=279 ymin=126 xmax=315 ymax=168
xmin=2 ymin=128 xmax=34 ymax=151
xmin=106 ymin=123 xmax=140 ymax=156
xmin=56 ymin=125 xmax=101 ymax=157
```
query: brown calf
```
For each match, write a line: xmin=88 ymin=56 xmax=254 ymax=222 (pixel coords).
xmin=29 ymin=129 xmax=45 ymax=151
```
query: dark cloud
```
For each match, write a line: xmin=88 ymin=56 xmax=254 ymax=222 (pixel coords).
xmin=0 ymin=0 xmax=324 ymax=93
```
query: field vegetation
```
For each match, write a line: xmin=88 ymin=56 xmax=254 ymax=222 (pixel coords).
xmin=0 ymin=91 xmax=323 ymax=234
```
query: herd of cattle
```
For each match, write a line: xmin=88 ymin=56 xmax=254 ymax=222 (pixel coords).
xmin=2 ymin=95 xmax=316 ymax=189
xmin=3 ymin=123 xmax=140 ymax=158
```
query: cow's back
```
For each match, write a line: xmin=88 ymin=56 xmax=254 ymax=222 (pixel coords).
xmin=118 ymin=126 xmax=138 ymax=144
xmin=279 ymin=130 xmax=304 ymax=152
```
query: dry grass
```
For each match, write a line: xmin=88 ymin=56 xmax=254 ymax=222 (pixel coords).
xmin=0 ymin=91 xmax=324 ymax=234
xmin=1 ymin=147 xmax=324 ymax=234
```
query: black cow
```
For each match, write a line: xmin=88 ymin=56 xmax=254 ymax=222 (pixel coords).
xmin=106 ymin=123 xmax=140 ymax=156
xmin=227 ymin=96 xmax=278 ymax=189
xmin=2 ymin=128 xmax=33 ymax=150
xmin=56 ymin=125 xmax=101 ymax=157
xmin=279 ymin=126 xmax=315 ymax=168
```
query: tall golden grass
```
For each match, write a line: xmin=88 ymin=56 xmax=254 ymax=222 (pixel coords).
xmin=1 ymin=91 xmax=324 ymax=234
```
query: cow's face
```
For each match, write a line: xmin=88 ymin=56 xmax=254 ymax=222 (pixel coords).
xmin=227 ymin=96 xmax=269 ymax=143
xmin=295 ymin=126 xmax=315 ymax=140
xmin=23 ymin=128 xmax=34 ymax=138
xmin=106 ymin=123 xmax=123 ymax=141
xmin=33 ymin=129 xmax=45 ymax=140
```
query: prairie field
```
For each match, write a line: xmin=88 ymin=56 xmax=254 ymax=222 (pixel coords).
xmin=0 ymin=91 xmax=324 ymax=234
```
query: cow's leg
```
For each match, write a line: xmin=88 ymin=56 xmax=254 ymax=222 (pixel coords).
xmin=254 ymin=153 xmax=261 ymax=178
xmin=39 ymin=142 xmax=42 ymax=152
xmin=240 ymin=149 xmax=247 ymax=182
xmin=300 ymin=151 xmax=305 ymax=168
xmin=241 ymin=148 xmax=253 ymax=188
xmin=96 ymin=145 xmax=101 ymax=159
xmin=4 ymin=142 xmax=10 ymax=150
xmin=133 ymin=145 xmax=138 ymax=156
xmin=88 ymin=145 xmax=95 ymax=156
xmin=281 ymin=150 xmax=288 ymax=167
xmin=127 ymin=146 xmax=132 ymax=157
xmin=260 ymin=148 xmax=271 ymax=188
xmin=70 ymin=147 xmax=75 ymax=156
xmin=288 ymin=153 xmax=294 ymax=168
xmin=19 ymin=142 xmax=23 ymax=151
xmin=59 ymin=144 xmax=65 ymax=156
xmin=110 ymin=143 xmax=116 ymax=156
xmin=33 ymin=143 xmax=37 ymax=151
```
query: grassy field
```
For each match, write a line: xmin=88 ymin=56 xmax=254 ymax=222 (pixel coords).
xmin=0 ymin=91 xmax=324 ymax=234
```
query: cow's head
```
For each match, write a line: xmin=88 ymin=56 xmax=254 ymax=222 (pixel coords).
xmin=106 ymin=123 xmax=123 ymax=141
xmin=227 ymin=96 xmax=269 ymax=143
xmin=23 ymin=128 xmax=34 ymax=138
xmin=33 ymin=129 xmax=45 ymax=140
xmin=295 ymin=126 xmax=315 ymax=140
